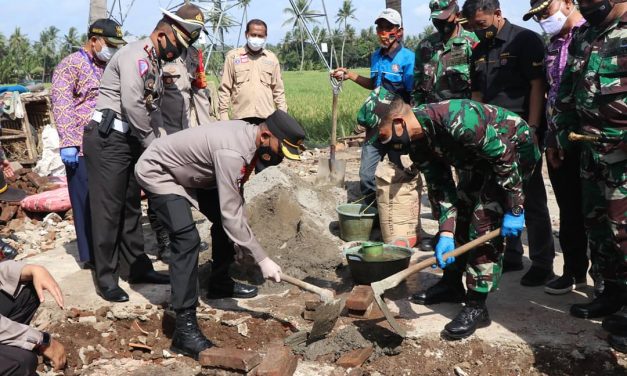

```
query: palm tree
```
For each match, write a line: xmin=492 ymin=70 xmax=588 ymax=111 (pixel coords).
xmin=35 ymin=26 xmax=60 ymax=82
xmin=60 ymin=27 xmax=81 ymax=57
xmin=283 ymin=0 xmax=320 ymax=71
xmin=336 ymin=0 xmax=357 ymax=67
xmin=8 ymin=28 xmax=31 ymax=81
xmin=385 ymin=0 xmax=402 ymax=16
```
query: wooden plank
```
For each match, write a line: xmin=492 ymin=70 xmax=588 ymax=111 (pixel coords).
xmin=20 ymin=107 xmax=37 ymax=161
xmin=0 ymin=135 xmax=27 ymax=141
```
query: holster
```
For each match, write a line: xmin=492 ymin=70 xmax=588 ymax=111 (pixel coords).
xmin=98 ymin=109 xmax=116 ymax=136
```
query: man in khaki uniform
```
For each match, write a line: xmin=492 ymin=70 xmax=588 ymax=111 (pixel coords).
xmin=135 ymin=110 xmax=306 ymax=360
xmin=218 ymin=19 xmax=287 ymax=124
xmin=83 ymin=4 xmax=206 ymax=303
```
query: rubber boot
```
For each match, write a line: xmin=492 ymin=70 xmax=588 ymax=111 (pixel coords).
xmin=156 ymin=229 xmax=172 ymax=265
xmin=170 ymin=308 xmax=213 ymax=360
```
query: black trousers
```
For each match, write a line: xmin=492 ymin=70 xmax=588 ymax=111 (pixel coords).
xmin=0 ymin=285 xmax=40 ymax=376
xmin=504 ymin=157 xmax=556 ymax=270
xmin=547 ymin=147 xmax=589 ymax=279
xmin=147 ymin=189 xmax=234 ymax=310
xmin=83 ymin=121 xmax=153 ymax=289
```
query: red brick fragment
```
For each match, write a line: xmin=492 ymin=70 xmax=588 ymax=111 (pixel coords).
xmin=346 ymin=286 xmax=374 ymax=311
xmin=336 ymin=346 xmax=373 ymax=368
xmin=199 ymin=347 xmax=262 ymax=372
xmin=255 ymin=345 xmax=298 ymax=376
xmin=302 ymin=309 xmax=317 ymax=321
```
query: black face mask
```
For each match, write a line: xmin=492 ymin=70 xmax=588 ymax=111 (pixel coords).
xmin=159 ymin=35 xmax=183 ymax=62
xmin=382 ymin=122 xmax=411 ymax=154
xmin=580 ymin=0 xmax=613 ymax=27
xmin=257 ymin=146 xmax=284 ymax=167
xmin=474 ymin=24 xmax=498 ymax=42
xmin=433 ymin=19 xmax=456 ymax=36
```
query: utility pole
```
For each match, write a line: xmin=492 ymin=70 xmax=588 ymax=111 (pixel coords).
xmin=89 ymin=0 xmax=108 ymax=24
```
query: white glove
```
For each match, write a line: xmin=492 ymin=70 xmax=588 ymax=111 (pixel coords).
xmin=258 ymin=257 xmax=282 ymax=282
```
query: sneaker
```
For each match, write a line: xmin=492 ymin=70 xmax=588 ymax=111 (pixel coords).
xmin=502 ymin=261 xmax=524 ymax=273
xmin=520 ymin=266 xmax=555 ymax=287
xmin=544 ymin=275 xmax=586 ymax=295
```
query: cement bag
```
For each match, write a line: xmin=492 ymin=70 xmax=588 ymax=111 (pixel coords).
xmin=375 ymin=161 xmax=422 ymax=247
xmin=20 ymin=187 xmax=71 ymax=213
xmin=34 ymin=124 xmax=65 ymax=177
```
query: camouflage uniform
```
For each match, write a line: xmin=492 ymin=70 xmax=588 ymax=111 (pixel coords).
xmin=413 ymin=28 xmax=478 ymax=104
xmin=554 ymin=12 xmax=627 ymax=286
xmin=359 ymin=89 xmax=540 ymax=293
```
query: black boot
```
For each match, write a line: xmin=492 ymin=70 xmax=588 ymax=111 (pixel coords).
xmin=170 ymin=308 xmax=213 ymax=360
xmin=207 ymin=279 xmax=258 ymax=299
xmin=442 ymin=291 xmax=491 ymax=340
xmin=156 ymin=230 xmax=172 ymax=264
xmin=609 ymin=334 xmax=627 ymax=353
xmin=412 ymin=277 xmax=465 ymax=305
xmin=570 ymin=282 xmax=624 ymax=319
xmin=603 ymin=306 xmax=627 ymax=335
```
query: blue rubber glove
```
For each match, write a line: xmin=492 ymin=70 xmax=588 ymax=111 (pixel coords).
xmin=435 ymin=234 xmax=455 ymax=269
xmin=60 ymin=147 xmax=79 ymax=168
xmin=501 ymin=210 xmax=525 ymax=238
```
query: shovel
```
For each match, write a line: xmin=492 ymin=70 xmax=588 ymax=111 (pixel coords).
xmin=370 ymin=229 xmax=501 ymax=338
xmin=316 ymin=87 xmax=346 ymax=187
xmin=281 ymin=274 xmax=344 ymax=341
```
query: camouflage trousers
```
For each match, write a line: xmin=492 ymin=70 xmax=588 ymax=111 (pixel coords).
xmin=580 ymin=146 xmax=627 ymax=286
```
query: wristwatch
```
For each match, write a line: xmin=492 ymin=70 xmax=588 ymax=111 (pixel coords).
xmin=511 ymin=205 xmax=524 ymax=216
xmin=35 ymin=332 xmax=51 ymax=353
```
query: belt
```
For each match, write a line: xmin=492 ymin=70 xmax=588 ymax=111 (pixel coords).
xmin=92 ymin=110 xmax=130 ymax=133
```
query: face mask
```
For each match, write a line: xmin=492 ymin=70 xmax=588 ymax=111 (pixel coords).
xmin=538 ymin=3 xmax=573 ymax=36
xmin=580 ymin=0 xmax=613 ymax=27
xmin=159 ymin=35 xmax=183 ymax=62
xmin=433 ymin=19 xmax=456 ymax=36
xmin=381 ymin=120 xmax=411 ymax=154
xmin=474 ymin=24 xmax=498 ymax=42
xmin=247 ymin=36 xmax=266 ymax=52
xmin=95 ymin=45 xmax=116 ymax=62
xmin=377 ymin=30 xmax=398 ymax=48
xmin=257 ymin=145 xmax=284 ymax=167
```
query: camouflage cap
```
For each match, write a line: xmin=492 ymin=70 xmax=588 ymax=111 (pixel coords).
xmin=356 ymin=87 xmax=399 ymax=129
xmin=430 ymin=0 xmax=458 ymax=20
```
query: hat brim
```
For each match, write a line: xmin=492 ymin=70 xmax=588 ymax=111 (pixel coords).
xmin=104 ymin=36 xmax=127 ymax=46
xmin=375 ymin=16 xmax=401 ymax=26
xmin=0 ymin=186 xmax=27 ymax=203
xmin=431 ymin=4 xmax=457 ymax=20
xmin=172 ymin=27 xmax=191 ymax=48
xmin=523 ymin=0 xmax=552 ymax=21
xmin=280 ymin=141 xmax=303 ymax=161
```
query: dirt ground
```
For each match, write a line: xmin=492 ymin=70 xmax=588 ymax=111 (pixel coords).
xmin=21 ymin=146 xmax=627 ymax=375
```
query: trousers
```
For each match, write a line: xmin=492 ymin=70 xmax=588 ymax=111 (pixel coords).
xmin=83 ymin=121 xmax=153 ymax=289
xmin=65 ymin=156 xmax=93 ymax=263
xmin=147 ymin=189 xmax=234 ymax=310
xmin=0 ymin=284 xmax=40 ymax=376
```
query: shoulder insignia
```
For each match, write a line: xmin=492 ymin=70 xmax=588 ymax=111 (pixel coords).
xmin=138 ymin=59 xmax=150 ymax=77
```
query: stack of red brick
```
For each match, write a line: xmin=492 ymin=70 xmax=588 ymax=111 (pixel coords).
xmin=0 ymin=168 xmax=61 ymax=224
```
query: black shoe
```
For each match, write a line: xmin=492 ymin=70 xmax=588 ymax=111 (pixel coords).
xmin=570 ymin=284 xmax=623 ymax=319
xmin=170 ymin=308 xmax=213 ymax=360
xmin=411 ymin=279 xmax=465 ymax=305
xmin=207 ymin=281 xmax=258 ymax=299
xmin=442 ymin=303 xmax=491 ymax=340
xmin=81 ymin=261 xmax=95 ymax=270
xmin=521 ymin=267 xmax=555 ymax=287
xmin=602 ymin=307 xmax=627 ymax=336
xmin=609 ymin=334 xmax=627 ymax=353
xmin=129 ymin=270 xmax=170 ymax=285
xmin=418 ymin=237 xmax=434 ymax=252
xmin=544 ymin=275 xmax=586 ymax=295
xmin=97 ymin=285 xmax=129 ymax=303
xmin=502 ymin=261 xmax=524 ymax=273
xmin=156 ymin=230 xmax=172 ymax=265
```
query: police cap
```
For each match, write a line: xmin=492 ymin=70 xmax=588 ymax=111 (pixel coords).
xmin=265 ymin=110 xmax=306 ymax=160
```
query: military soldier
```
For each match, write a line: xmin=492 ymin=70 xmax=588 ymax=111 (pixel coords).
xmin=553 ymin=0 xmax=627 ymax=353
xmin=360 ymin=87 xmax=540 ymax=339
xmin=150 ymin=43 xmax=215 ymax=263
xmin=83 ymin=4 xmax=206 ymax=302
xmin=135 ymin=110 xmax=306 ymax=359
xmin=413 ymin=0 xmax=478 ymax=105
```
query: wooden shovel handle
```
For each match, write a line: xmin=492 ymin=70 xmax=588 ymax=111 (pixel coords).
xmin=281 ymin=274 xmax=333 ymax=300
xmin=330 ymin=92 xmax=339 ymax=161
xmin=568 ymin=132 xmax=600 ymax=143
xmin=379 ymin=229 xmax=502 ymax=290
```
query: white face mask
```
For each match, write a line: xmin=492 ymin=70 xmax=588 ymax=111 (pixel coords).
xmin=95 ymin=45 xmax=117 ymax=62
xmin=538 ymin=4 xmax=573 ymax=37
xmin=247 ymin=36 xmax=266 ymax=52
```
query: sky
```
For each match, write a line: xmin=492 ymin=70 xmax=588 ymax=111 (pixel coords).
xmin=0 ymin=0 xmax=541 ymax=46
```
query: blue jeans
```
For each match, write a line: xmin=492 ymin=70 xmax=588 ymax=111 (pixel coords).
xmin=359 ymin=141 xmax=402 ymax=203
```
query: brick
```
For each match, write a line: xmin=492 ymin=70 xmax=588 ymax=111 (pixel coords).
xmin=255 ymin=345 xmax=298 ymax=376
xmin=346 ymin=286 xmax=374 ymax=311
xmin=199 ymin=347 xmax=262 ymax=372
xmin=336 ymin=346 xmax=373 ymax=368
xmin=347 ymin=302 xmax=374 ymax=319
xmin=0 ymin=205 xmax=18 ymax=224
xmin=302 ymin=309 xmax=317 ymax=321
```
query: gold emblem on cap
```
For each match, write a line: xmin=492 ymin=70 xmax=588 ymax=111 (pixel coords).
xmin=116 ymin=26 xmax=123 ymax=37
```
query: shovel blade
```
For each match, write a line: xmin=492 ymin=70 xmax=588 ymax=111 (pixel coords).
xmin=371 ymin=283 xmax=407 ymax=338
xmin=316 ymin=159 xmax=346 ymax=187
xmin=308 ymin=298 xmax=345 ymax=342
